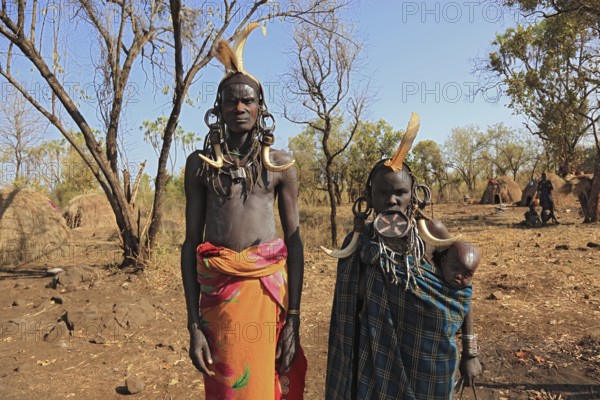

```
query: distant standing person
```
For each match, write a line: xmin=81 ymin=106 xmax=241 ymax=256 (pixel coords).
xmin=537 ymin=173 xmax=559 ymax=225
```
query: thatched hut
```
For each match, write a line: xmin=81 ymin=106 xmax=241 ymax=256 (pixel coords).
xmin=519 ymin=173 xmax=578 ymax=208
xmin=565 ymin=173 xmax=594 ymax=222
xmin=63 ymin=193 xmax=117 ymax=229
xmin=480 ymin=176 xmax=522 ymax=204
xmin=520 ymin=179 xmax=538 ymax=206
xmin=0 ymin=188 xmax=70 ymax=266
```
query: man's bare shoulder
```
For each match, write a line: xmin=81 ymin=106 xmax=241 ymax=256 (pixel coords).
xmin=184 ymin=150 xmax=206 ymax=180
xmin=186 ymin=149 xmax=203 ymax=164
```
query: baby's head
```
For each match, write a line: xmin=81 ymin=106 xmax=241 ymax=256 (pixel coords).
xmin=439 ymin=241 xmax=481 ymax=288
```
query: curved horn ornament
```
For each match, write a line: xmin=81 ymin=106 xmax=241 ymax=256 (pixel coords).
xmin=385 ymin=112 xmax=420 ymax=172
xmin=321 ymin=233 xmax=360 ymax=258
xmin=417 ymin=219 xmax=462 ymax=248
xmin=259 ymin=113 xmax=295 ymax=172
xmin=262 ymin=145 xmax=295 ymax=172
xmin=198 ymin=144 xmax=224 ymax=168
xmin=321 ymin=197 xmax=371 ymax=259
xmin=232 ymin=23 xmax=266 ymax=73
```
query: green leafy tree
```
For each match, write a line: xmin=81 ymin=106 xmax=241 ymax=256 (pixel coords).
xmin=288 ymin=115 xmax=348 ymax=208
xmin=574 ymin=144 xmax=597 ymax=174
xmin=23 ymin=139 xmax=64 ymax=190
xmin=345 ymin=120 xmax=403 ymax=200
xmin=288 ymin=128 xmax=322 ymax=204
xmin=52 ymin=133 xmax=100 ymax=205
xmin=443 ymin=125 xmax=490 ymax=194
xmin=481 ymin=124 xmax=539 ymax=182
xmin=485 ymin=0 xmax=600 ymax=220
xmin=487 ymin=19 xmax=597 ymax=171
xmin=409 ymin=140 xmax=451 ymax=201
xmin=141 ymin=116 xmax=200 ymax=175
xmin=503 ymin=1 xmax=600 ymax=36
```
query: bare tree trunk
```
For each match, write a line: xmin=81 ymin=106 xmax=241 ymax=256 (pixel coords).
xmin=325 ymin=162 xmax=338 ymax=247
xmin=334 ymin=180 xmax=342 ymax=206
xmin=468 ymin=177 xmax=475 ymax=195
xmin=588 ymin=155 xmax=600 ymax=222
xmin=15 ymin=150 xmax=21 ymax=181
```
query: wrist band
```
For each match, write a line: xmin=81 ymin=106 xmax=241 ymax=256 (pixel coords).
xmin=287 ymin=309 xmax=300 ymax=315
xmin=462 ymin=334 xmax=479 ymax=357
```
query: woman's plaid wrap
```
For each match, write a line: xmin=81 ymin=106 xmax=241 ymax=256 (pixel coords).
xmin=326 ymin=229 xmax=472 ymax=400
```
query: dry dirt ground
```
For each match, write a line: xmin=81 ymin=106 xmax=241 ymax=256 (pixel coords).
xmin=1 ymin=203 xmax=600 ymax=400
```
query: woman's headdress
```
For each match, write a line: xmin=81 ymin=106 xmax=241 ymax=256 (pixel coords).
xmin=322 ymin=112 xmax=461 ymax=259
xmin=384 ymin=112 xmax=420 ymax=171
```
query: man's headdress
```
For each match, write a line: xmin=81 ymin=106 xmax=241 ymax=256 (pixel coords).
xmin=213 ymin=23 xmax=265 ymax=95
xmin=322 ymin=112 xmax=461 ymax=260
xmin=198 ymin=23 xmax=294 ymax=173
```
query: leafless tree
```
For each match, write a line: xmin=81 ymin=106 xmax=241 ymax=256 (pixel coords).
xmin=0 ymin=93 xmax=46 ymax=185
xmin=0 ymin=0 xmax=344 ymax=267
xmin=282 ymin=6 xmax=367 ymax=246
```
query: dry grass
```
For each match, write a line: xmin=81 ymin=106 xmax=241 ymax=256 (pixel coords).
xmin=0 ymin=188 xmax=71 ymax=266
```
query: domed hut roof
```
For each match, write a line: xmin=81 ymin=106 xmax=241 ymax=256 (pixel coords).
xmin=480 ymin=176 xmax=522 ymax=205
xmin=520 ymin=179 xmax=538 ymax=207
xmin=519 ymin=173 xmax=578 ymax=208
xmin=0 ymin=188 xmax=70 ymax=266
xmin=63 ymin=193 xmax=117 ymax=229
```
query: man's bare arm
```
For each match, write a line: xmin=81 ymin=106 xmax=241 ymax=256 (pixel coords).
xmin=277 ymin=160 xmax=303 ymax=312
xmin=181 ymin=151 xmax=214 ymax=375
xmin=182 ymin=151 xmax=205 ymax=329
xmin=274 ymin=151 xmax=304 ymax=372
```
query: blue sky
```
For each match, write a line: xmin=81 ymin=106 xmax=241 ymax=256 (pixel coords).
xmin=134 ymin=0 xmax=529 ymax=175
xmin=346 ymin=0 xmax=526 ymax=140
xmin=2 ymin=1 xmax=532 ymax=178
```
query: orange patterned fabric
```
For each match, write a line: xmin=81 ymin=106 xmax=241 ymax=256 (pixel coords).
xmin=197 ymin=239 xmax=306 ymax=399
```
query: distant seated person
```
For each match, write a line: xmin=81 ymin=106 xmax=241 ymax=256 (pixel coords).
xmin=522 ymin=204 xmax=542 ymax=228
xmin=435 ymin=240 xmax=481 ymax=289
xmin=536 ymin=172 xmax=559 ymax=225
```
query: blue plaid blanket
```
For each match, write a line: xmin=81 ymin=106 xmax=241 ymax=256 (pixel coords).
xmin=326 ymin=230 xmax=472 ymax=400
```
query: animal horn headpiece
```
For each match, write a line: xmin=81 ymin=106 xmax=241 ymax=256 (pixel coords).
xmin=199 ymin=23 xmax=294 ymax=172
xmin=385 ymin=112 xmax=420 ymax=171
xmin=213 ymin=22 xmax=265 ymax=85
